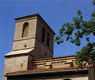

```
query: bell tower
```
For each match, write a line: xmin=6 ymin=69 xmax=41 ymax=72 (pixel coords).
xmin=12 ymin=14 xmax=55 ymax=58
xmin=3 ymin=14 xmax=55 ymax=80
xmin=13 ymin=14 xmax=38 ymax=51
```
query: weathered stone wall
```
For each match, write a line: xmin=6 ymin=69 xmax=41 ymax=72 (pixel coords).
xmin=36 ymin=17 xmax=55 ymax=53
xmin=34 ymin=56 xmax=76 ymax=69
xmin=13 ymin=39 xmax=35 ymax=51
xmin=35 ymin=39 xmax=53 ymax=58
xmin=28 ymin=39 xmax=53 ymax=69
xmin=13 ymin=17 xmax=37 ymax=50
xmin=4 ymin=55 xmax=28 ymax=73
xmin=3 ymin=55 xmax=28 ymax=80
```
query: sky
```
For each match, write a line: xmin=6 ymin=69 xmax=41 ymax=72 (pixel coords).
xmin=0 ymin=0 xmax=94 ymax=80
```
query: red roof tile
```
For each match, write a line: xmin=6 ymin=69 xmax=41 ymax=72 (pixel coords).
xmin=7 ymin=66 xmax=91 ymax=75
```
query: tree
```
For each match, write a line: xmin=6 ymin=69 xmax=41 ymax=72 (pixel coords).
xmin=55 ymin=0 xmax=95 ymax=68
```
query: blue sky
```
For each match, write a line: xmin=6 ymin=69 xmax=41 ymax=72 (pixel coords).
xmin=0 ymin=0 xmax=94 ymax=80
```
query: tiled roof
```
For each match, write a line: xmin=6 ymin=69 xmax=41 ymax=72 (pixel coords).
xmin=6 ymin=66 xmax=91 ymax=76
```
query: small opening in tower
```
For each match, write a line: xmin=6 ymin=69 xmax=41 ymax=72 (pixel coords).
xmin=24 ymin=45 xmax=27 ymax=47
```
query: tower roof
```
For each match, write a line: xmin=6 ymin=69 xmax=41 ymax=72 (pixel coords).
xmin=15 ymin=13 xmax=55 ymax=34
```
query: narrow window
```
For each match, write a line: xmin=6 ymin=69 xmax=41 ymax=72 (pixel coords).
xmin=41 ymin=28 xmax=45 ymax=42
xmin=45 ymin=52 xmax=48 ymax=57
xmin=22 ymin=22 xmax=29 ymax=38
xmin=47 ymin=33 xmax=50 ymax=47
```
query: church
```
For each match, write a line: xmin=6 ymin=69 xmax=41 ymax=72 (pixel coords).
xmin=3 ymin=14 xmax=93 ymax=80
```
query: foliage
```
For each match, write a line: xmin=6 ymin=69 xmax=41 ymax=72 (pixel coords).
xmin=55 ymin=11 xmax=95 ymax=46
xmin=76 ymin=42 xmax=95 ymax=68
xmin=55 ymin=0 xmax=95 ymax=68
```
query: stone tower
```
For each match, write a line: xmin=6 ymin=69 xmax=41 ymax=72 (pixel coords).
xmin=3 ymin=14 xmax=55 ymax=80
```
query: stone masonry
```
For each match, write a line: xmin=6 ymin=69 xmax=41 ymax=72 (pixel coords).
xmin=3 ymin=14 xmax=55 ymax=80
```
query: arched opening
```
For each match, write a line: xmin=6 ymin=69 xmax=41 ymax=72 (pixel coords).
xmin=22 ymin=22 xmax=29 ymax=38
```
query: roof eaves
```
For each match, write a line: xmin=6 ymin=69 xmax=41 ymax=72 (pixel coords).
xmin=6 ymin=68 xmax=88 ymax=77
xmin=15 ymin=13 xmax=39 ymax=20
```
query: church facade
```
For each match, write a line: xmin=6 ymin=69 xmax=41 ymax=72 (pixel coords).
xmin=3 ymin=14 xmax=92 ymax=80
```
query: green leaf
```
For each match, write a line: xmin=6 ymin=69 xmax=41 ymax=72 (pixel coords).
xmin=66 ymin=36 xmax=69 ymax=41
xmin=77 ymin=10 xmax=82 ymax=16
xmin=57 ymin=41 xmax=60 ymax=45
xmin=86 ymin=37 xmax=90 ymax=42
xmin=70 ymin=40 xmax=75 ymax=43
xmin=59 ymin=26 xmax=65 ymax=34
xmin=75 ymin=38 xmax=80 ymax=46
xmin=80 ymin=16 xmax=83 ymax=20
xmin=55 ymin=36 xmax=60 ymax=40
